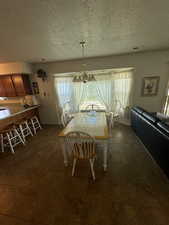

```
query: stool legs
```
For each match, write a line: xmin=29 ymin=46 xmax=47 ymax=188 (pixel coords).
xmin=6 ymin=133 xmax=15 ymax=154
xmin=30 ymin=116 xmax=42 ymax=135
xmin=14 ymin=129 xmax=25 ymax=146
xmin=19 ymin=121 xmax=33 ymax=142
xmin=1 ymin=128 xmax=25 ymax=154
xmin=0 ymin=116 xmax=41 ymax=154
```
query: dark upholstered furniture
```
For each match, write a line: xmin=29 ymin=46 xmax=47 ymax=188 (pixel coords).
xmin=131 ymin=106 xmax=169 ymax=178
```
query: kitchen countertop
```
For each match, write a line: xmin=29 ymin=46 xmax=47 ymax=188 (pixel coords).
xmin=0 ymin=104 xmax=40 ymax=120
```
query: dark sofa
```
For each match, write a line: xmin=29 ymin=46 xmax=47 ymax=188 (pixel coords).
xmin=131 ymin=106 xmax=169 ymax=178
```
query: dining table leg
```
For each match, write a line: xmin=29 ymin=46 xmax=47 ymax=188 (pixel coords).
xmin=103 ymin=141 xmax=108 ymax=171
xmin=61 ymin=139 xmax=68 ymax=167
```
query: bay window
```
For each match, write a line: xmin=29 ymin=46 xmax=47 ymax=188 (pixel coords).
xmin=54 ymin=69 xmax=133 ymax=123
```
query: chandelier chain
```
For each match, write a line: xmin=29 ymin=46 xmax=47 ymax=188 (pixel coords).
xmin=80 ymin=41 xmax=85 ymax=59
xmin=72 ymin=41 xmax=95 ymax=83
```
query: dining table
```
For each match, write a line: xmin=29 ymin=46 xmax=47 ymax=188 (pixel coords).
xmin=58 ymin=112 xmax=109 ymax=171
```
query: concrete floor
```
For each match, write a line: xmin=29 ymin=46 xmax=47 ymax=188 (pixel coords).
xmin=0 ymin=124 xmax=169 ymax=225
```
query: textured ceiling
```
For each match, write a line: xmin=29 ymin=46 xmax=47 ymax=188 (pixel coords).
xmin=0 ymin=0 xmax=169 ymax=63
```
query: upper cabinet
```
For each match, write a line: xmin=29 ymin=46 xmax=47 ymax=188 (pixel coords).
xmin=0 ymin=76 xmax=16 ymax=97
xmin=11 ymin=74 xmax=32 ymax=96
xmin=0 ymin=76 xmax=8 ymax=97
xmin=0 ymin=74 xmax=32 ymax=97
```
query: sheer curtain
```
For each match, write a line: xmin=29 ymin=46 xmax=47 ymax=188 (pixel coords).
xmin=112 ymin=71 xmax=134 ymax=124
xmin=78 ymin=81 xmax=107 ymax=111
xmin=73 ymin=82 xmax=85 ymax=112
xmin=54 ymin=77 xmax=73 ymax=122
xmin=163 ymin=81 xmax=169 ymax=115
xmin=95 ymin=74 xmax=112 ymax=112
xmin=55 ymin=77 xmax=73 ymax=107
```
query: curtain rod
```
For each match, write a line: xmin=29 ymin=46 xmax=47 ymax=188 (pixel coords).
xmin=54 ymin=75 xmax=73 ymax=78
xmin=53 ymin=69 xmax=134 ymax=78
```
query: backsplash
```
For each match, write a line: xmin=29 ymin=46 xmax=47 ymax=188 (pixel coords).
xmin=0 ymin=97 xmax=23 ymax=105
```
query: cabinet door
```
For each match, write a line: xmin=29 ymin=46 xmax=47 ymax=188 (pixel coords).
xmin=22 ymin=74 xmax=32 ymax=95
xmin=0 ymin=77 xmax=6 ymax=97
xmin=1 ymin=76 xmax=16 ymax=97
xmin=12 ymin=75 xmax=26 ymax=96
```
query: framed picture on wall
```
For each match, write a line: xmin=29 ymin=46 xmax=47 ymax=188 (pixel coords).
xmin=32 ymin=82 xmax=39 ymax=94
xmin=141 ymin=76 xmax=160 ymax=96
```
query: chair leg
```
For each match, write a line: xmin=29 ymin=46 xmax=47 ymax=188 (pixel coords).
xmin=72 ymin=158 xmax=77 ymax=176
xmin=6 ymin=133 xmax=15 ymax=154
xmin=89 ymin=158 xmax=95 ymax=181
xmin=1 ymin=134 xmax=4 ymax=152
xmin=111 ymin=119 xmax=114 ymax=128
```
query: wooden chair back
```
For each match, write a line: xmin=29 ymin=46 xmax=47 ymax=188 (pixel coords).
xmin=65 ymin=131 xmax=96 ymax=159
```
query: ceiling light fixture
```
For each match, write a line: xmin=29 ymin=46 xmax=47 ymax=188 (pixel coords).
xmin=73 ymin=41 xmax=96 ymax=83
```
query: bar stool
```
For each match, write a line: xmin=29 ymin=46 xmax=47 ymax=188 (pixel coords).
xmin=28 ymin=115 xmax=42 ymax=135
xmin=15 ymin=118 xmax=33 ymax=142
xmin=0 ymin=125 xmax=25 ymax=154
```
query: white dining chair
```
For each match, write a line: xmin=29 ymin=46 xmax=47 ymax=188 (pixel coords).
xmin=112 ymin=99 xmax=123 ymax=115
xmin=109 ymin=99 xmax=123 ymax=124
xmin=108 ymin=112 xmax=114 ymax=132
xmin=63 ymin=101 xmax=75 ymax=117
xmin=65 ymin=131 xmax=96 ymax=180
xmin=61 ymin=111 xmax=69 ymax=127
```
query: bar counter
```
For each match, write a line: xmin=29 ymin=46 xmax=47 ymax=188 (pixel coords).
xmin=0 ymin=105 xmax=40 ymax=130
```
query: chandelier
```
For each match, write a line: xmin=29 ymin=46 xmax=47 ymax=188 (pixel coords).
xmin=73 ymin=41 xmax=96 ymax=83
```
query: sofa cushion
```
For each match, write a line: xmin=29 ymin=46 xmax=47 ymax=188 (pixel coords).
xmin=142 ymin=111 xmax=158 ymax=123
xmin=157 ymin=121 xmax=169 ymax=135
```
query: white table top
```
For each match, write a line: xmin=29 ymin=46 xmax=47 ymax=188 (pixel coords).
xmin=58 ymin=112 xmax=109 ymax=140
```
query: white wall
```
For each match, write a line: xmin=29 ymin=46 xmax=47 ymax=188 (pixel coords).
xmin=0 ymin=62 xmax=32 ymax=75
xmin=32 ymin=49 xmax=169 ymax=124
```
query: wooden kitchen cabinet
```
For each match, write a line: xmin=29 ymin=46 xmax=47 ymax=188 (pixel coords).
xmin=0 ymin=76 xmax=16 ymax=97
xmin=11 ymin=75 xmax=25 ymax=96
xmin=12 ymin=74 xmax=32 ymax=96
xmin=0 ymin=74 xmax=32 ymax=97
xmin=0 ymin=77 xmax=6 ymax=97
